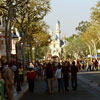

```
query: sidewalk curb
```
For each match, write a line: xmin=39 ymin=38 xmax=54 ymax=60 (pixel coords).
xmin=78 ymin=75 xmax=100 ymax=92
xmin=15 ymin=86 xmax=28 ymax=100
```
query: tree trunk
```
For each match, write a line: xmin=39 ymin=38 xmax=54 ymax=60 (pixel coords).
xmin=5 ymin=17 xmax=9 ymax=62
xmin=8 ymin=20 xmax=12 ymax=62
xmin=35 ymin=45 xmax=37 ymax=64
xmin=91 ymin=39 xmax=97 ymax=59
xmin=22 ymin=33 xmax=25 ymax=69
xmin=88 ymin=44 xmax=92 ymax=60
xmin=73 ymin=52 xmax=78 ymax=60
xmin=30 ymin=40 xmax=33 ymax=63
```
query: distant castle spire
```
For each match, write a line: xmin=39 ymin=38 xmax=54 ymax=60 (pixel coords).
xmin=56 ymin=20 xmax=61 ymax=39
xmin=57 ymin=20 xmax=60 ymax=28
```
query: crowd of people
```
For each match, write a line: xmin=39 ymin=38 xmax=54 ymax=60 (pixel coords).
xmin=1 ymin=62 xmax=24 ymax=100
xmin=0 ymin=58 xmax=100 ymax=100
xmin=27 ymin=60 xmax=78 ymax=94
xmin=27 ymin=58 xmax=100 ymax=94
xmin=75 ymin=59 xmax=100 ymax=71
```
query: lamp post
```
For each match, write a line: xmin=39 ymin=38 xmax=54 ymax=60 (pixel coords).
xmin=12 ymin=32 xmax=21 ymax=91
xmin=12 ymin=32 xmax=19 ymax=63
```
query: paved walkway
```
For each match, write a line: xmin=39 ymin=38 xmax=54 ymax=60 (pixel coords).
xmin=21 ymin=71 xmax=100 ymax=100
xmin=14 ymin=83 xmax=28 ymax=100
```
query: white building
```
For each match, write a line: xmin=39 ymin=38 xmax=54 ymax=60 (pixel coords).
xmin=49 ymin=21 xmax=66 ymax=58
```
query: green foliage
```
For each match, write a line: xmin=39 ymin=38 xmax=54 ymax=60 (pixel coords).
xmin=64 ymin=36 xmax=88 ymax=59
xmin=14 ymin=0 xmax=51 ymax=33
xmin=26 ymin=20 xmax=51 ymax=48
xmin=81 ymin=24 xmax=100 ymax=47
xmin=91 ymin=1 xmax=100 ymax=24
xmin=38 ymin=46 xmax=49 ymax=59
xmin=76 ymin=21 xmax=91 ymax=34
xmin=69 ymin=0 xmax=100 ymax=59
xmin=0 ymin=0 xmax=51 ymax=63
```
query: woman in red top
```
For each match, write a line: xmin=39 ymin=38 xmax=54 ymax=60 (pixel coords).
xmin=27 ymin=66 xmax=36 ymax=93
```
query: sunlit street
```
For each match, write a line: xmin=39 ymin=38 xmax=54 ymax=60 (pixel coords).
xmin=0 ymin=0 xmax=100 ymax=100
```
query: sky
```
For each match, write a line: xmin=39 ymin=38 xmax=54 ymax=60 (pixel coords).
xmin=44 ymin=0 xmax=99 ymax=38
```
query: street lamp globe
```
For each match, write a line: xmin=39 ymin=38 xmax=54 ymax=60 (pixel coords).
xmin=11 ymin=32 xmax=19 ymax=55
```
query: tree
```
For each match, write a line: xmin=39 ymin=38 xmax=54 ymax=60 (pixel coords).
xmin=14 ymin=0 xmax=51 ymax=66
xmin=38 ymin=45 xmax=50 ymax=59
xmin=0 ymin=0 xmax=51 ymax=64
xmin=26 ymin=20 xmax=50 ymax=63
xmin=0 ymin=0 xmax=21 ymax=62
xmin=64 ymin=35 xmax=88 ymax=60
xmin=76 ymin=20 xmax=91 ymax=35
xmin=91 ymin=1 xmax=100 ymax=24
xmin=81 ymin=24 xmax=100 ymax=59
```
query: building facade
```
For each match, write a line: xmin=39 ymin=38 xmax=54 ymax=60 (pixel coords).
xmin=0 ymin=16 xmax=21 ymax=64
xmin=0 ymin=16 xmax=6 ymax=57
xmin=49 ymin=21 xmax=66 ymax=59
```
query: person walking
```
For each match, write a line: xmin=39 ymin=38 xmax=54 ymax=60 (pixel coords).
xmin=4 ymin=62 xmax=15 ymax=100
xmin=27 ymin=66 xmax=36 ymax=93
xmin=12 ymin=63 xmax=17 ymax=86
xmin=18 ymin=65 xmax=24 ymax=85
xmin=71 ymin=61 xmax=78 ymax=91
xmin=2 ymin=63 xmax=8 ymax=99
xmin=61 ymin=61 xmax=70 ymax=93
xmin=55 ymin=64 xmax=64 ymax=92
xmin=43 ymin=63 xmax=49 ymax=92
xmin=45 ymin=63 xmax=54 ymax=94
xmin=94 ymin=59 xmax=98 ymax=71
xmin=87 ymin=59 xmax=93 ymax=71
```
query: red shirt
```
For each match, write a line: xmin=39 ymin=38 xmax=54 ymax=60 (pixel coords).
xmin=27 ymin=70 xmax=36 ymax=80
xmin=94 ymin=60 xmax=98 ymax=65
